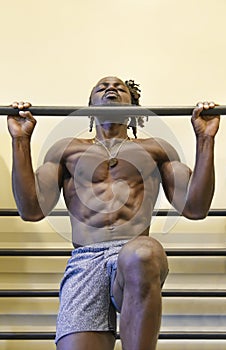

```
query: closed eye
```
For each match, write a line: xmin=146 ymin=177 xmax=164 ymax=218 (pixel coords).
xmin=94 ymin=83 xmax=128 ymax=93
xmin=95 ymin=87 xmax=105 ymax=93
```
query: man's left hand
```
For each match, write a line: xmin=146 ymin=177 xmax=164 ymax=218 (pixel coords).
xmin=192 ymin=101 xmax=220 ymax=137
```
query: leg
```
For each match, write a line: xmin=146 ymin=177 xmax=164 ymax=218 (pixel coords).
xmin=112 ymin=236 xmax=169 ymax=350
xmin=56 ymin=243 xmax=118 ymax=349
xmin=57 ymin=331 xmax=115 ymax=350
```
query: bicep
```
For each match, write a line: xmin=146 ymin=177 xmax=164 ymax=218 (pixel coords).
xmin=160 ymin=160 xmax=192 ymax=210
xmin=35 ymin=161 xmax=63 ymax=215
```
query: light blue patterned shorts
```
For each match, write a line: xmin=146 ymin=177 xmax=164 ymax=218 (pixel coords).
xmin=55 ymin=240 xmax=128 ymax=344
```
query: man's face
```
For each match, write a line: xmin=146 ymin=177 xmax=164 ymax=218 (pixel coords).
xmin=90 ymin=76 xmax=132 ymax=106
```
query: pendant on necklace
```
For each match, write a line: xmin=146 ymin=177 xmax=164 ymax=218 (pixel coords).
xmin=109 ymin=158 xmax=118 ymax=168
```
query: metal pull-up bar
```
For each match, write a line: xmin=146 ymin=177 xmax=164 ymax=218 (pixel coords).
xmin=0 ymin=105 xmax=224 ymax=116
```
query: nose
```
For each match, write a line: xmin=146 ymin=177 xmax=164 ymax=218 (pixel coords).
xmin=105 ymin=84 xmax=117 ymax=92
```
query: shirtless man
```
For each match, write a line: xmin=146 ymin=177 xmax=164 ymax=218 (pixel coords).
xmin=7 ymin=76 xmax=220 ymax=350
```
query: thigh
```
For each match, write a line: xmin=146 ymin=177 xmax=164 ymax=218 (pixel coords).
xmin=112 ymin=236 xmax=169 ymax=310
xmin=57 ymin=331 xmax=115 ymax=350
xmin=56 ymin=247 xmax=117 ymax=342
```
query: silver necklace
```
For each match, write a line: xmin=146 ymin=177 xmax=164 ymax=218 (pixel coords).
xmin=94 ymin=137 xmax=129 ymax=168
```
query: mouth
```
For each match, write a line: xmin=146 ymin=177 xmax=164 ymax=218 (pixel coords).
xmin=104 ymin=91 xmax=119 ymax=99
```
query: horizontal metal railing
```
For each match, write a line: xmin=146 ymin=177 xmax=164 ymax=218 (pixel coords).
xmin=1 ymin=105 xmax=225 ymax=116
xmin=0 ymin=331 xmax=225 ymax=340
xmin=0 ymin=289 xmax=225 ymax=298
xmin=1 ymin=208 xmax=226 ymax=216
xmin=0 ymin=248 xmax=225 ymax=256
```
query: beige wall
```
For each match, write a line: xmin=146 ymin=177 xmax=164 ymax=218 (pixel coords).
xmin=0 ymin=0 xmax=226 ymax=233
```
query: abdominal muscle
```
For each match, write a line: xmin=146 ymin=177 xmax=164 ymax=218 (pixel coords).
xmin=60 ymin=140 xmax=161 ymax=247
xmin=64 ymin=167 xmax=159 ymax=247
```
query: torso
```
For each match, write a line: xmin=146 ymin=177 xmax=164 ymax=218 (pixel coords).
xmin=53 ymin=137 xmax=170 ymax=246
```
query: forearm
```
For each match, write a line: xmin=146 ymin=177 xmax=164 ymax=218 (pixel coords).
xmin=183 ymin=135 xmax=215 ymax=219
xmin=12 ymin=137 xmax=44 ymax=221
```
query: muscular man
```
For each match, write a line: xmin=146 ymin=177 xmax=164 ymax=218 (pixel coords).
xmin=7 ymin=77 xmax=220 ymax=350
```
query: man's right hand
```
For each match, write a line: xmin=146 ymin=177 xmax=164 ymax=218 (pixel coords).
xmin=7 ymin=101 xmax=36 ymax=139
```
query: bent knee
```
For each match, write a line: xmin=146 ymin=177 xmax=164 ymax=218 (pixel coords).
xmin=118 ymin=236 xmax=168 ymax=284
xmin=119 ymin=236 xmax=166 ymax=264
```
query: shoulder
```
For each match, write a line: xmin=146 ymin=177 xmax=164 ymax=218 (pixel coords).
xmin=135 ymin=137 xmax=180 ymax=162
xmin=43 ymin=137 xmax=93 ymax=163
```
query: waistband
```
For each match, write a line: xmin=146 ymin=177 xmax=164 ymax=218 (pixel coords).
xmin=72 ymin=239 xmax=129 ymax=255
